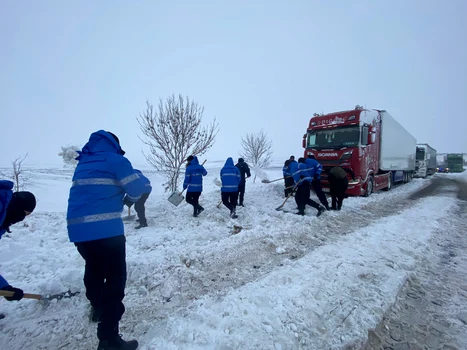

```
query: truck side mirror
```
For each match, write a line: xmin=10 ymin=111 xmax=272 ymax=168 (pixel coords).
xmin=368 ymin=126 xmax=376 ymax=144
xmin=302 ymin=134 xmax=307 ymax=148
xmin=361 ymin=126 xmax=369 ymax=146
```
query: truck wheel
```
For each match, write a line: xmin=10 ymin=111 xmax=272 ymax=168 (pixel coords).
xmin=383 ymin=174 xmax=392 ymax=191
xmin=364 ymin=177 xmax=374 ymax=197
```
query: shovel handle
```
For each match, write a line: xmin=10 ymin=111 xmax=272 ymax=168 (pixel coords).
xmin=0 ymin=290 xmax=43 ymax=300
xmin=276 ymin=182 xmax=299 ymax=210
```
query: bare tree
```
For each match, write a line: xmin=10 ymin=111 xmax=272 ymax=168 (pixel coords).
xmin=11 ymin=154 xmax=29 ymax=192
xmin=137 ymin=94 xmax=219 ymax=192
xmin=58 ymin=145 xmax=80 ymax=168
xmin=240 ymin=130 xmax=273 ymax=183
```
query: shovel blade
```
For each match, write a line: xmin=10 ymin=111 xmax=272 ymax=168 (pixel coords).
xmin=44 ymin=290 xmax=80 ymax=301
xmin=168 ymin=191 xmax=184 ymax=206
xmin=122 ymin=215 xmax=136 ymax=221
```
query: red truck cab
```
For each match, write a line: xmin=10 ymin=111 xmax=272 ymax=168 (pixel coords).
xmin=302 ymin=106 xmax=391 ymax=196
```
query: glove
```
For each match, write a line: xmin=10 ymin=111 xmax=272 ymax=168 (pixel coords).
xmin=123 ymin=196 xmax=133 ymax=208
xmin=1 ymin=285 xmax=24 ymax=301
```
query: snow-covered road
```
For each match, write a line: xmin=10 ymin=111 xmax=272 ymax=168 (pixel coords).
xmin=0 ymin=167 xmax=465 ymax=349
xmin=363 ymin=176 xmax=467 ymax=350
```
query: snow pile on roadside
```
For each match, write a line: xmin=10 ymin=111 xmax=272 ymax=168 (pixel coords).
xmin=0 ymin=166 xmax=448 ymax=350
xmin=140 ymin=196 xmax=453 ymax=350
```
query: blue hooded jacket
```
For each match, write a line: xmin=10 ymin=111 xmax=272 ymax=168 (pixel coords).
xmin=66 ymin=130 xmax=146 ymax=243
xmin=293 ymin=162 xmax=315 ymax=183
xmin=183 ymin=156 xmax=207 ymax=192
xmin=289 ymin=160 xmax=299 ymax=179
xmin=0 ymin=180 xmax=14 ymax=288
xmin=134 ymin=169 xmax=152 ymax=194
xmin=305 ymin=158 xmax=323 ymax=179
xmin=220 ymin=158 xmax=241 ymax=193
xmin=282 ymin=160 xmax=292 ymax=177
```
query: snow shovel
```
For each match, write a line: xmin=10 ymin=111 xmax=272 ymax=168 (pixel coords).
xmin=262 ymin=177 xmax=284 ymax=184
xmin=275 ymin=182 xmax=299 ymax=211
xmin=122 ymin=207 xmax=135 ymax=221
xmin=168 ymin=188 xmax=187 ymax=207
xmin=0 ymin=289 xmax=80 ymax=302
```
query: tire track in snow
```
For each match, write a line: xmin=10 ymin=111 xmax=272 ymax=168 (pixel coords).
xmin=124 ymin=177 xmax=448 ymax=336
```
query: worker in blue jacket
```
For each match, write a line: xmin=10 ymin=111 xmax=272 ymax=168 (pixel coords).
xmin=67 ymin=130 xmax=145 ymax=350
xmin=183 ymin=155 xmax=207 ymax=217
xmin=220 ymin=157 xmax=241 ymax=219
xmin=282 ymin=159 xmax=294 ymax=198
xmin=305 ymin=154 xmax=330 ymax=210
xmin=295 ymin=158 xmax=325 ymax=217
xmin=0 ymin=180 xmax=36 ymax=310
xmin=124 ymin=169 xmax=152 ymax=229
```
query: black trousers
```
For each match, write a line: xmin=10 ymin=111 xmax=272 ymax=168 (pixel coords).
xmin=186 ymin=192 xmax=201 ymax=213
xmin=237 ymin=181 xmax=246 ymax=205
xmin=75 ymin=235 xmax=127 ymax=341
xmin=135 ymin=192 xmax=150 ymax=225
xmin=295 ymin=181 xmax=320 ymax=213
xmin=222 ymin=191 xmax=238 ymax=212
xmin=330 ymin=177 xmax=349 ymax=210
xmin=284 ymin=177 xmax=295 ymax=197
xmin=311 ymin=179 xmax=329 ymax=209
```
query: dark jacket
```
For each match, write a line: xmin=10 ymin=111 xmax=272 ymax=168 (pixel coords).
xmin=183 ymin=156 xmax=207 ymax=192
xmin=66 ymin=130 xmax=146 ymax=243
xmin=220 ymin=158 xmax=241 ymax=192
xmin=235 ymin=160 xmax=251 ymax=183
xmin=0 ymin=180 xmax=14 ymax=288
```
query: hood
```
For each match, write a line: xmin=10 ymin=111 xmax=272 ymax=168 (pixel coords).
xmin=0 ymin=180 xmax=14 ymax=191
xmin=224 ymin=157 xmax=234 ymax=167
xmin=77 ymin=130 xmax=122 ymax=159
xmin=190 ymin=156 xmax=200 ymax=166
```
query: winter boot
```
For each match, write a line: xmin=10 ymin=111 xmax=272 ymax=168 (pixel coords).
xmin=230 ymin=209 xmax=238 ymax=219
xmin=90 ymin=306 xmax=103 ymax=323
xmin=97 ymin=335 xmax=138 ymax=350
xmin=0 ymin=313 xmax=5 ymax=320
xmin=317 ymin=206 xmax=326 ymax=217
xmin=135 ymin=223 xmax=148 ymax=230
xmin=296 ymin=209 xmax=305 ymax=216
xmin=197 ymin=205 xmax=204 ymax=216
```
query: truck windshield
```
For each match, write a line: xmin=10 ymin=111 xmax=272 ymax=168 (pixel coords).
xmin=307 ymin=126 xmax=360 ymax=149
xmin=416 ymin=149 xmax=425 ymax=160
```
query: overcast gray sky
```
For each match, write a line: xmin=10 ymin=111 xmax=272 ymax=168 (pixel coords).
xmin=1 ymin=0 xmax=466 ymax=168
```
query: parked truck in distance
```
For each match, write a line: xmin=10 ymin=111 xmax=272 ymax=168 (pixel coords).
xmin=446 ymin=153 xmax=464 ymax=173
xmin=414 ymin=144 xmax=437 ymax=178
xmin=303 ymin=106 xmax=416 ymax=196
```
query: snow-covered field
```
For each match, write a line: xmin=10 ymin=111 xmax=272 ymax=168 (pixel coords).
xmin=0 ymin=164 xmax=465 ymax=350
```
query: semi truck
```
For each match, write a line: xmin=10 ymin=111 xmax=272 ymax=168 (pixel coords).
xmin=302 ymin=106 xmax=417 ymax=196
xmin=446 ymin=153 xmax=464 ymax=173
xmin=414 ymin=144 xmax=437 ymax=178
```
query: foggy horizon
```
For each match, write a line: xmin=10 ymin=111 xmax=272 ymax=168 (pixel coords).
xmin=1 ymin=0 xmax=466 ymax=168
